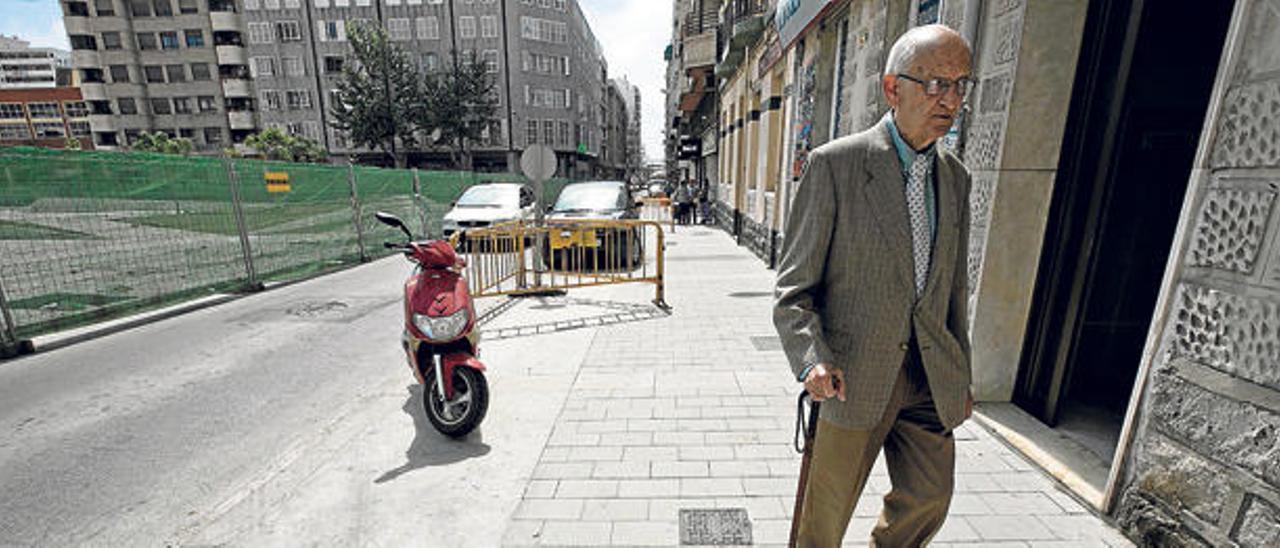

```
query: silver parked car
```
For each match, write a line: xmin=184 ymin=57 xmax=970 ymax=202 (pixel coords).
xmin=441 ymin=183 xmax=537 ymax=244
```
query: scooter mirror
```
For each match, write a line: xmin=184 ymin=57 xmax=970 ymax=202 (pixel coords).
xmin=374 ymin=211 xmax=412 ymax=238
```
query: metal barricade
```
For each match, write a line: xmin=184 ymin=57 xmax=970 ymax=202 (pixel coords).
xmin=449 ymin=220 xmax=667 ymax=308
xmin=640 ymin=197 xmax=676 ymax=231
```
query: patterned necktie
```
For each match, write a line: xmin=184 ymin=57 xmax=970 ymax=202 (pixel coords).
xmin=906 ymin=154 xmax=932 ymax=296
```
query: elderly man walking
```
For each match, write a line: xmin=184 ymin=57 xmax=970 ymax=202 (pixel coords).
xmin=773 ymin=24 xmax=975 ymax=547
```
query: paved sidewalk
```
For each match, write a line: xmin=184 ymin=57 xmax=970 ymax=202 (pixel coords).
xmin=500 ymin=224 xmax=1133 ymax=547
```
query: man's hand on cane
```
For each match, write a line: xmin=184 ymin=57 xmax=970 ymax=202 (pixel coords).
xmin=804 ymin=364 xmax=845 ymax=402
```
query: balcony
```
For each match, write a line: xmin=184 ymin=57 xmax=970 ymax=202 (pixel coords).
xmin=80 ymin=82 xmax=108 ymax=101
xmin=88 ymin=114 xmax=117 ymax=132
xmin=730 ymin=14 xmax=765 ymax=49
xmin=683 ymin=31 xmax=716 ymax=71
xmin=210 ymin=10 xmax=241 ymax=32
xmin=227 ymin=110 xmax=255 ymax=130
xmin=716 ymin=47 xmax=744 ymax=80
xmin=70 ymin=49 xmax=101 ymax=68
xmin=221 ymin=78 xmax=252 ymax=97
xmin=216 ymin=45 xmax=248 ymax=66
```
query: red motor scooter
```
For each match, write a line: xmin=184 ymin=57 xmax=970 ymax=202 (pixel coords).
xmin=376 ymin=211 xmax=488 ymax=438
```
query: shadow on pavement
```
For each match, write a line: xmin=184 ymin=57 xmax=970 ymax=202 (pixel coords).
xmin=482 ymin=297 xmax=670 ymax=341
xmin=373 ymin=384 xmax=490 ymax=484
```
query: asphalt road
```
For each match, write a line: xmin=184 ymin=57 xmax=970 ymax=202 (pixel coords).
xmin=0 ymin=255 xmax=601 ymax=546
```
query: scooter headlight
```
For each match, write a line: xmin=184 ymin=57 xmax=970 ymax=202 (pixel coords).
xmin=412 ymin=308 xmax=469 ymax=342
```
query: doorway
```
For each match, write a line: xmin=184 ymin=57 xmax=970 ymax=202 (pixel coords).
xmin=1013 ymin=0 xmax=1233 ymax=465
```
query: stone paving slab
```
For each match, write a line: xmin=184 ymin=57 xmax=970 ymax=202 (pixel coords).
xmin=499 ymin=226 xmax=1133 ymax=547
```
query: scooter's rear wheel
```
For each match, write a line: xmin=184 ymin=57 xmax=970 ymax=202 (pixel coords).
xmin=423 ymin=366 xmax=489 ymax=438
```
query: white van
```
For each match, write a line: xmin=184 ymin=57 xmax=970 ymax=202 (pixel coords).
xmin=441 ymin=183 xmax=536 ymax=242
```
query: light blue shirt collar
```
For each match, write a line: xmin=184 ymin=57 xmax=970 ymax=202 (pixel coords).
xmin=884 ymin=111 xmax=936 ymax=169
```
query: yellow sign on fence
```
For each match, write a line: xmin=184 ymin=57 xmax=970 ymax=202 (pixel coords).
xmin=264 ymin=171 xmax=291 ymax=193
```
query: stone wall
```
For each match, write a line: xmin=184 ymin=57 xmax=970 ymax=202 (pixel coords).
xmin=1115 ymin=1 xmax=1280 ymax=546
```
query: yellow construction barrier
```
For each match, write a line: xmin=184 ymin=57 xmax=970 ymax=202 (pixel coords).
xmin=640 ymin=197 xmax=676 ymax=231
xmin=448 ymin=219 xmax=668 ymax=308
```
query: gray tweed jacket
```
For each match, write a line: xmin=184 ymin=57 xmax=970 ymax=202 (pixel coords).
xmin=773 ymin=117 xmax=973 ymax=430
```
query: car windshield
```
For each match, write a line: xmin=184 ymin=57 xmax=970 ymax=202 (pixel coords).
xmin=456 ymin=185 xmax=519 ymax=208
xmin=553 ymin=183 xmax=624 ymax=211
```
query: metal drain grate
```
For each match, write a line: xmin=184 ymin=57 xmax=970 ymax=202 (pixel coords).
xmin=749 ymin=335 xmax=783 ymax=351
xmin=679 ymin=508 xmax=752 ymax=545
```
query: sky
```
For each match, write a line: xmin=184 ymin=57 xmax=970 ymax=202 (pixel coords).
xmin=3 ymin=0 xmax=672 ymax=162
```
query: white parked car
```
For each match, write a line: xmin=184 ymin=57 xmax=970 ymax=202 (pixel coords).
xmin=441 ymin=183 xmax=537 ymax=244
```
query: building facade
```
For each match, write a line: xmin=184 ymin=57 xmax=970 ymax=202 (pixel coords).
xmin=61 ymin=0 xmax=625 ymax=176
xmin=612 ymin=76 xmax=643 ymax=182
xmin=698 ymin=0 xmax=1280 ymax=544
xmin=0 ymin=36 xmax=72 ymax=90
xmin=664 ymin=0 xmax=719 ymax=187
xmin=0 ymin=87 xmax=93 ymax=149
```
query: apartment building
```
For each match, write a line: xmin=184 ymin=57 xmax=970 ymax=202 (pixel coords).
xmin=62 ymin=0 xmax=626 ymax=176
xmin=0 ymin=36 xmax=72 ymax=90
xmin=0 ymin=86 xmax=93 ymax=149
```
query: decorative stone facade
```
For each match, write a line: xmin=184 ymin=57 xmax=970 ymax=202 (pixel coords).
xmin=1117 ymin=1 xmax=1280 ymax=545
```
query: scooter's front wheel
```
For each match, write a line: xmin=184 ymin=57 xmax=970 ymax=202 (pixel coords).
xmin=423 ymin=366 xmax=489 ymax=438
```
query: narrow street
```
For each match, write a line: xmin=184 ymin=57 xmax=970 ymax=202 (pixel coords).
xmin=0 ymin=225 xmax=1131 ymax=546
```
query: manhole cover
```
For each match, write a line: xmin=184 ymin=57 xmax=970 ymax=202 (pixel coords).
xmin=728 ymin=291 xmax=772 ymax=299
xmin=749 ymin=335 xmax=782 ymax=351
xmin=680 ymin=508 xmax=752 ymax=545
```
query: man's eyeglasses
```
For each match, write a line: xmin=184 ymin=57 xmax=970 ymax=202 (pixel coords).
xmin=896 ymin=74 xmax=975 ymax=99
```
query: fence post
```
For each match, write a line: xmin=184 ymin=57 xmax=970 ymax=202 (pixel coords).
xmin=347 ymin=160 xmax=368 ymax=262
xmin=0 ymin=273 xmax=33 ymax=357
xmin=224 ymin=157 xmax=260 ymax=291
xmin=412 ymin=167 xmax=428 ymax=236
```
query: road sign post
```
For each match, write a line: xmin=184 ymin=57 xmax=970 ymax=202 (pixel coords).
xmin=520 ymin=145 xmax=557 ymax=288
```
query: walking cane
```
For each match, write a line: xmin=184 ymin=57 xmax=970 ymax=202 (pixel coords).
xmin=788 ymin=391 xmax=821 ymax=548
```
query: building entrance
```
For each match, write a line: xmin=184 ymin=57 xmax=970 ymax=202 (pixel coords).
xmin=1014 ymin=0 xmax=1233 ymax=465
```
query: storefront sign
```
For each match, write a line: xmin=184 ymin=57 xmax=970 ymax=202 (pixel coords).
xmin=774 ymin=0 xmax=837 ymax=51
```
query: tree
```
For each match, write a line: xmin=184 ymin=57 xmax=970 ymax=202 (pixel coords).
xmin=423 ymin=51 xmax=501 ymax=170
xmin=62 ymin=136 xmax=82 ymax=150
xmin=131 ymin=131 xmax=193 ymax=155
xmin=244 ymin=127 xmax=327 ymax=163
xmin=328 ymin=21 xmax=424 ymax=168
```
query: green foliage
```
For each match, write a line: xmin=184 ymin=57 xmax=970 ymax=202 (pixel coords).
xmin=328 ymin=21 xmax=424 ymax=168
xmin=63 ymin=136 xmax=82 ymax=151
xmin=423 ymin=51 xmax=501 ymax=170
xmin=130 ymin=131 xmax=193 ymax=156
xmin=244 ymin=127 xmax=328 ymax=163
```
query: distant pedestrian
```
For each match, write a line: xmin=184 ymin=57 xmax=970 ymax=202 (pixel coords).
xmin=696 ymin=184 xmax=710 ymax=225
xmin=674 ymin=182 xmax=694 ymax=225
xmin=774 ymin=24 xmax=975 ymax=546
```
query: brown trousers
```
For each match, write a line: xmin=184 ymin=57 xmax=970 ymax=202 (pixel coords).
xmin=795 ymin=343 xmax=956 ymax=547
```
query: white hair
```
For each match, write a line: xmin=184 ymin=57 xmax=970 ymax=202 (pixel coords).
xmin=883 ymin=24 xmax=970 ymax=76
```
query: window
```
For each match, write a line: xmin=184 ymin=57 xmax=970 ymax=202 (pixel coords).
xmin=286 ymin=89 xmax=311 ymax=109
xmin=124 ymin=129 xmax=140 ymax=144
xmin=204 ymin=127 xmax=222 ymax=144
xmin=526 ymin=120 xmax=537 ymax=145
xmin=302 ymin=121 xmax=320 ymax=141
xmin=0 ymin=124 xmax=32 ymax=140
xmin=69 ymin=34 xmax=97 ymax=50
xmin=318 ymin=19 xmax=346 ymax=42
xmin=136 ymin=32 xmax=156 ymax=50
xmin=416 ymin=16 xmax=439 ymax=40
xmin=150 ymin=98 xmax=172 ymax=115
xmin=197 ymin=95 xmax=217 ymax=112
xmin=259 ymin=90 xmax=281 ymax=110
xmin=387 ymin=18 xmax=411 ymax=41
xmin=520 ymin=16 xmax=567 ymax=43
xmin=458 ymin=16 xmax=475 ymax=39
xmin=117 ymin=98 xmax=137 ymax=115
xmin=144 ymin=65 xmax=164 ymax=82
xmin=247 ymin=22 xmax=273 ymax=44
xmin=314 ymin=0 xmax=328 ymax=6
xmin=159 ymin=31 xmax=179 ymax=50
xmin=152 ymin=0 xmax=172 ymax=16
xmin=109 ymin=64 xmax=130 ymax=83
xmin=178 ymin=0 xmax=198 ymax=13
xmin=243 ymin=0 xmax=258 ymax=8
xmin=172 ymin=97 xmax=192 ymax=114
xmin=101 ymin=31 xmax=122 ymax=50
xmin=480 ymin=16 xmax=497 ymax=38
xmin=178 ymin=128 xmax=195 ymax=140
xmin=276 ymin=21 xmax=301 ymax=42
xmin=165 ymin=64 xmax=186 ymax=82
xmin=386 ymin=0 xmax=400 ymax=5
xmin=190 ymin=63 xmax=211 ymax=81
xmin=422 ymin=52 xmax=438 ymax=72
xmin=355 ymin=0 xmax=370 ymax=5
xmin=0 ymin=103 xmax=23 ymax=119
xmin=184 ymin=29 xmax=204 ymax=47
xmin=543 ymin=120 xmax=554 ymax=146
xmin=323 ymin=56 xmax=343 ymax=74
xmin=33 ymin=122 xmax=66 ymax=139
xmin=284 ymin=0 xmax=300 ymax=7
xmin=69 ymin=121 xmax=92 ymax=137
xmin=282 ymin=57 xmax=304 ymax=77
xmin=251 ymin=57 xmax=275 ymax=77
xmin=263 ymin=0 xmax=279 ymax=8
xmin=94 ymin=0 xmax=114 ymax=16
xmin=482 ymin=50 xmax=498 ymax=73
xmin=128 ymin=0 xmax=150 ymax=16
xmin=334 ymin=0 xmax=348 ymax=5
xmin=558 ymin=120 xmax=569 ymax=146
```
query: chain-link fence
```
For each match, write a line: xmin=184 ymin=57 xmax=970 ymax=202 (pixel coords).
xmin=0 ymin=146 xmax=569 ymax=345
